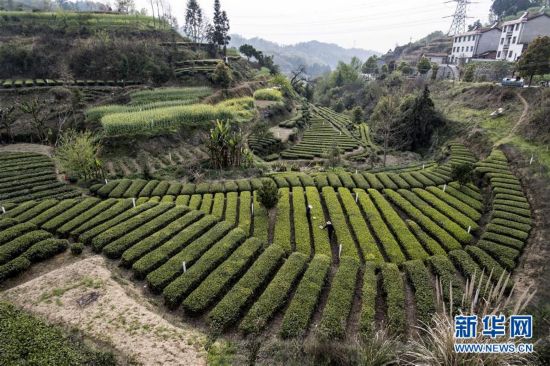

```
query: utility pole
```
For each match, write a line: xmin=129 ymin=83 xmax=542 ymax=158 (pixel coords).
xmin=445 ymin=0 xmax=472 ymax=36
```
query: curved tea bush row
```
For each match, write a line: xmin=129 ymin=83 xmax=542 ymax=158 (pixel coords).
xmin=381 ymin=263 xmax=406 ymax=335
xmin=318 ymin=257 xmax=360 ymax=339
xmin=305 ymin=187 xmax=331 ymax=256
xmin=0 ymin=152 xmax=80 ymax=204
xmin=292 ymin=187 xmax=311 ymax=255
xmin=240 ymin=252 xmax=308 ymax=334
xmin=273 ymin=188 xmax=292 ymax=254
xmin=402 ymin=260 xmax=435 ymax=326
xmin=162 ymin=227 xmax=247 ymax=307
xmin=208 ymin=245 xmax=286 ymax=331
xmin=183 ymin=237 xmax=265 ymax=314
xmin=359 ymin=262 xmax=378 ymax=336
xmin=280 ymin=255 xmax=331 ymax=338
xmin=339 ymin=188 xmax=383 ymax=262
xmin=426 ymin=255 xmax=463 ymax=305
xmin=322 ymin=187 xmax=357 ymax=259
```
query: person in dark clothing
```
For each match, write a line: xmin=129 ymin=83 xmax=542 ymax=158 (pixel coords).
xmin=306 ymin=204 xmax=312 ymax=220
xmin=322 ymin=221 xmax=335 ymax=241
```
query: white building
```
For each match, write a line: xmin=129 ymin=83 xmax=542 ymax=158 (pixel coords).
xmin=496 ymin=12 xmax=550 ymax=62
xmin=449 ymin=25 xmax=501 ymax=65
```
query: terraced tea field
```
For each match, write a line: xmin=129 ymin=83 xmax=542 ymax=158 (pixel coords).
xmin=0 ymin=143 xmax=533 ymax=341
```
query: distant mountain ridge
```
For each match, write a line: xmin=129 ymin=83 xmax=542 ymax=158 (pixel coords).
xmin=230 ymin=34 xmax=381 ymax=78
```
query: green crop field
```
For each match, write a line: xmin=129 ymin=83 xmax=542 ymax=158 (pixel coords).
xmin=0 ymin=143 xmax=533 ymax=342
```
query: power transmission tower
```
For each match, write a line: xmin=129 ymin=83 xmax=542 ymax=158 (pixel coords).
xmin=446 ymin=0 xmax=471 ymax=36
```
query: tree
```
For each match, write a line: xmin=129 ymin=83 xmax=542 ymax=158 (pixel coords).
xmin=397 ymin=61 xmax=413 ymax=75
xmin=352 ymin=107 xmax=363 ymax=124
xmin=210 ymin=0 xmax=230 ymax=55
xmin=290 ymin=64 xmax=308 ymax=90
xmin=517 ymin=36 xmax=550 ymax=86
xmin=362 ymin=55 xmax=379 ymax=75
xmin=239 ymin=44 xmax=257 ymax=61
xmin=183 ymin=0 xmax=204 ymax=43
xmin=55 ymin=130 xmax=103 ymax=180
xmin=19 ymin=98 xmax=48 ymax=144
xmin=417 ymin=57 xmax=432 ymax=75
xmin=257 ymin=179 xmax=280 ymax=210
xmin=490 ymin=0 xmax=538 ymax=20
xmin=370 ymin=95 xmax=403 ymax=166
xmin=115 ymin=0 xmax=134 ymax=13
xmin=0 ymin=106 xmax=16 ymax=143
xmin=212 ymin=61 xmax=233 ymax=89
xmin=431 ymin=62 xmax=439 ymax=81
xmin=451 ymin=163 xmax=474 ymax=186
xmin=468 ymin=19 xmax=483 ymax=31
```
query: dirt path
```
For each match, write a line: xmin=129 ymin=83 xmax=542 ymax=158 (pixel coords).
xmin=1 ymin=256 xmax=208 ymax=366
xmin=495 ymin=91 xmax=529 ymax=146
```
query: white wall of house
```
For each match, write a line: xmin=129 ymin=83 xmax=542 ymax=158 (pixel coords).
xmin=497 ymin=14 xmax=550 ymax=62
xmin=450 ymin=34 xmax=477 ymax=64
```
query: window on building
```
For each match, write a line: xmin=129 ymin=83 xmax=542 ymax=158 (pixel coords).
xmin=512 ymin=36 xmax=516 ymax=43
xmin=508 ymin=50 xmax=513 ymax=58
xmin=461 ymin=47 xmax=464 ymax=52
xmin=497 ymin=51 xmax=501 ymax=58
xmin=515 ymin=24 xmax=519 ymax=31
xmin=500 ymin=38 xmax=504 ymax=44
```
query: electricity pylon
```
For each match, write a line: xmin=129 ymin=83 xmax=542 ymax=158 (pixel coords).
xmin=446 ymin=0 xmax=472 ymax=36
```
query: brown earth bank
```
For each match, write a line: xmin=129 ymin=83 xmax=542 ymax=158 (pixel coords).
xmin=0 ymin=256 xmax=208 ymax=366
xmin=501 ymin=144 xmax=550 ymax=308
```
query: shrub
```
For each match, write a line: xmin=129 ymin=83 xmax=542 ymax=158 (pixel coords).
xmin=253 ymin=191 xmax=269 ymax=241
xmin=253 ymin=88 xmax=283 ymax=101
xmin=405 ymin=220 xmax=446 ymax=255
xmin=322 ymin=187 xmax=357 ymax=258
xmin=305 ymin=187 xmax=331 ymax=256
xmin=292 ymin=187 xmax=311 ymax=256
xmin=208 ymin=245 xmax=285 ymax=331
xmin=280 ymin=255 xmax=331 ymax=338
xmin=272 ymin=188 xmax=291 ymax=254
xmin=359 ymin=262 xmax=378 ymax=336
xmin=0 ymin=230 xmax=52 ymax=265
xmin=381 ymin=263 xmax=406 ymax=335
xmin=41 ymin=198 xmax=100 ymax=232
xmin=240 ymin=252 xmax=308 ymax=334
xmin=132 ymin=216 xmax=219 ymax=280
xmin=224 ymin=192 xmax=238 ymax=225
xmin=70 ymin=199 xmax=133 ymax=237
xmin=145 ymin=221 xmax=233 ymax=292
xmin=257 ymin=179 xmax=280 ymax=209
xmin=318 ymin=257 xmax=360 ymax=339
xmin=403 ymin=260 xmax=435 ymax=326
xmin=238 ymin=191 xmax=252 ymax=234
xmin=162 ymin=228 xmax=247 ymax=307
xmin=70 ymin=243 xmax=84 ymax=255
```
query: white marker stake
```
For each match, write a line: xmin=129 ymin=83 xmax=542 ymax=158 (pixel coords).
xmin=443 ymin=184 xmax=447 ymax=192
xmin=530 ymin=155 xmax=534 ymax=165
xmin=338 ymin=244 xmax=342 ymax=259
xmin=355 ymin=193 xmax=359 ymax=203
xmin=105 ymin=178 xmax=108 ymax=184
xmin=422 ymin=164 xmax=425 ymax=170
xmin=251 ymin=202 xmax=254 ymax=216
xmin=355 ymin=169 xmax=358 ymax=174
xmin=169 ymin=153 xmax=172 ymax=163
xmin=132 ymin=198 xmax=136 ymax=207
xmin=467 ymin=226 xmax=471 ymax=234
xmin=182 ymin=261 xmax=187 ymax=273
xmin=1 ymin=206 xmax=5 ymax=214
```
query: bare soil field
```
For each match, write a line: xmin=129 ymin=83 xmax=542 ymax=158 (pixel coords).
xmin=1 ymin=256 xmax=208 ymax=366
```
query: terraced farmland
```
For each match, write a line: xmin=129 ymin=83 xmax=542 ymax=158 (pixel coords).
xmin=0 ymin=152 xmax=80 ymax=205
xmin=0 ymin=144 xmax=534 ymax=342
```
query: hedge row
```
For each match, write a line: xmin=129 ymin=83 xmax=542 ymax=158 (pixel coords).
xmin=322 ymin=187 xmax=357 ymax=259
xmin=90 ymin=203 xmax=173 ymax=252
xmin=162 ymin=227 xmax=247 ymax=307
xmin=103 ymin=206 xmax=190 ymax=259
xmin=0 ymin=230 xmax=52 ymax=265
xmin=476 ymin=241 xmax=518 ymax=270
xmin=183 ymin=237 xmax=264 ymax=314
xmin=355 ymin=190 xmax=404 ymax=263
xmin=397 ymin=189 xmax=472 ymax=243
xmin=71 ymin=199 xmax=134 ymax=237
xmin=426 ymin=187 xmax=482 ymax=220
xmin=402 ymin=260 xmax=435 ymax=326
xmin=381 ymin=263 xmax=406 ymax=335
xmin=405 ymin=220 xmax=446 ymax=256
xmin=29 ymin=199 xmax=80 ymax=227
xmin=225 ymin=192 xmax=238 ymax=226
xmin=57 ymin=199 xmax=118 ymax=237
xmin=146 ymin=221 xmax=233 ymax=292
xmin=465 ymin=246 xmax=510 ymax=290
xmin=384 ymin=189 xmax=462 ymax=252
xmin=253 ymin=192 xmax=269 ymax=242
xmin=208 ymin=244 xmax=285 ymax=331
xmin=132 ymin=215 xmax=219 ymax=280
xmin=240 ymin=252 xmax=308 ymax=334
xmin=280 ymin=255 xmax=331 ymax=338
xmin=426 ymin=255 xmax=462 ymax=305
xmin=10 ymin=200 xmax=58 ymax=222
xmin=317 ymin=257 xmax=360 ymax=339
xmin=211 ymin=193 xmax=225 ymax=219
xmin=292 ymin=187 xmax=311 ymax=256
xmin=79 ymin=202 xmax=156 ymax=244
xmin=0 ymin=222 xmax=37 ymax=245
xmin=199 ymin=194 xmax=213 ymax=214
xmin=369 ymin=189 xmax=428 ymax=261
xmin=238 ymin=191 xmax=252 ymax=235
xmin=359 ymin=262 xmax=378 ymax=336
xmin=0 ymin=238 xmax=69 ymax=283
xmin=339 ymin=188 xmax=383 ymax=262
xmin=305 ymin=187 xmax=331 ymax=256
xmin=412 ymin=189 xmax=479 ymax=232
xmin=273 ymin=188 xmax=292 ymax=254
xmin=41 ymin=198 xmax=101 ymax=232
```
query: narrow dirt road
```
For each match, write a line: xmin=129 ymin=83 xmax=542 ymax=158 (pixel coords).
xmin=495 ymin=91 xmax=529 ymax=146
